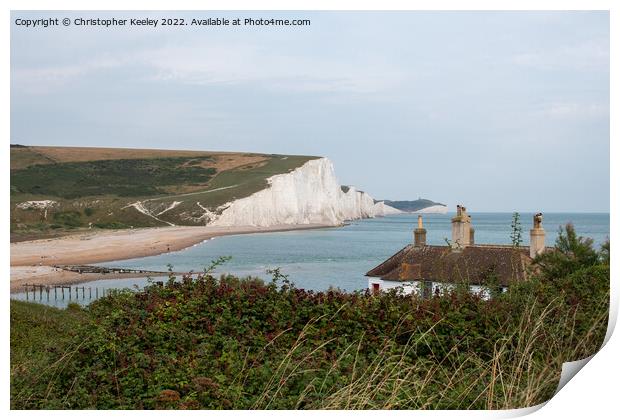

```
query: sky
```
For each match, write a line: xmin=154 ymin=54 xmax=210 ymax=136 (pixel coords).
xmin=10 ymin=11 xmax=610 ymax=212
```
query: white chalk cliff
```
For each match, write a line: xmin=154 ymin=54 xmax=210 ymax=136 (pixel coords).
xmin=414 ymin=205 xmax=448 ymax=214
xmin=210 ymin=158 xmax=400 ymax=227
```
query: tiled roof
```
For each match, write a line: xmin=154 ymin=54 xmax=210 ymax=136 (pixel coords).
xmin=366 ymin=244 xmax=534 ymax=287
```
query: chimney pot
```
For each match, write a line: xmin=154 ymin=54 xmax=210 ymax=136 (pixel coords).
xmin=530 ymin=212 xmax=545 ymax=258
xmin=414 ymin=215 xmax=427 ymax=247
xmin=451 ymin=205 xmax=472 ymax=247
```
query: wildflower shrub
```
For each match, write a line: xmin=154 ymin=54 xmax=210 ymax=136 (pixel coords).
xmin=10 ymin=225 xmax=609 ymax=409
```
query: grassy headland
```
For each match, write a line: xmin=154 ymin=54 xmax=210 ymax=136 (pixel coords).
xmin=11 ymin=145 xmax=318 ymax=240
xmin=10 ymin=226 xmax=609 ymax=409
xmin=383 ymin=199 xmax=446 ymax=212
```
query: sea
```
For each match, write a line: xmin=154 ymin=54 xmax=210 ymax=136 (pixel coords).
xmin=12 ymin=212 xmax=610 ymax=308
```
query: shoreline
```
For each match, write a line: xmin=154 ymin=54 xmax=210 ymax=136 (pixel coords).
xmin=10 ymin=223 xmax=337 ymax=293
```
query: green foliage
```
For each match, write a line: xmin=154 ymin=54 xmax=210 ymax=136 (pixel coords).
xmin=483 ymin=272 xmax=503 ymax=300
xmin=11 ymin=157 xmax=217 ymax=199
xmin=92 ymin=221 xmax=131 ymax=229
xmin=10 ymin=226 xmax=610 ymax=409
xmin=10 ymin=301 xmax=87 ymax=408
xmin=52 ymin=211 xmax=82 ymax=228
xmin=534 ymin=223 xmax=599 ymax=281
xmin=266 ymin=267 xmax=292 ymax=288
xmin=66 ymin=302 xmax=84 ymax=312
xmin=203 ymin=256 xmax=233 ymax=275
xmin=510 ymin=212 xmax=523 ymax=247
xmin=83 ymin=207 xmax=95 ymax=217
xmin=600 ymin=240 xmax=610 ymax=265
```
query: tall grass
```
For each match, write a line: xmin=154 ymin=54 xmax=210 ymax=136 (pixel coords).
xmin=11 ymin=286 xmax=608 ymax=410
xmin=244 ymin=292 xmax=609 ymax=410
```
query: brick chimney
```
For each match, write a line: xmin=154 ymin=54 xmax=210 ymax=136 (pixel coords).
xmin=530 ymin=212 xmax=545 ymax=258
xmin=414 ymin=215 xmax=427 ymax=247
xmin=451 ymin=205 xmax=472 ymax=248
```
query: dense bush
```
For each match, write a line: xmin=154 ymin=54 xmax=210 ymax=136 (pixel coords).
xmin=534 ymin=224 xmax=601 ymax=281
xmin=52 ymin=211 xmax=83 ymax=228
xmin=10 ymin=227 xmax=609 ymax=409
xmin=92 ymin=221 xmax=132 ymax=229
xmin=11 ymin=157 xmax=217 ymax=198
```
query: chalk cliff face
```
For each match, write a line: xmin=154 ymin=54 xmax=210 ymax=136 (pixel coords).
xmin=210 ymin=158 xmax=400 ymax=227
xmin=414 ymin=205 xmax=448 ymax=214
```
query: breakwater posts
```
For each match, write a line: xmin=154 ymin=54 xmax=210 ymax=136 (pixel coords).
xmin=23 ymin=283 xmax=110 ymax=302
xmin=52 ymin=264 xmax=169 ymax=276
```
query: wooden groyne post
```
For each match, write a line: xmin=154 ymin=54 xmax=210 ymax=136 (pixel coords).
xmin=21 ymin=284 xmax=118 ymax=304
xmin=22 ymin=284 xmax=53 ymax=301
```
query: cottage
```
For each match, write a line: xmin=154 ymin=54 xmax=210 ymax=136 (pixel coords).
xmin=366 ymin=206 xmax=548 ymax=298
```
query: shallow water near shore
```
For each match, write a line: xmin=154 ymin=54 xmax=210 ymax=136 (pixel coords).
xmin=12 ymin=212 xmax=609 ymax=308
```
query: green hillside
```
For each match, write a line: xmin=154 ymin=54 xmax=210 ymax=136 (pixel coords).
xmin=383 ymin=198 xmax=446 ymax=212
xmin=10 ymin=145 xmax=318 ymax=239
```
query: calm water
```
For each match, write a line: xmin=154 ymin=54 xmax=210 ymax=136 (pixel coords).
xmin=13 ymin=212 xmax=609 ymax=308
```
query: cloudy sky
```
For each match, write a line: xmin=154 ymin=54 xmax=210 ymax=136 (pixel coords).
xmin=11 ymin=11 xmax=609 ymax=212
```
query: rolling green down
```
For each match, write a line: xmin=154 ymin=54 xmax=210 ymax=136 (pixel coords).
xmin=10 ymin=145 xmax=318 ymax=240
xmin=10 ymin=226 xmax=610 ymax=409
xmin=11 ymin=157 xmax=218 ymax=199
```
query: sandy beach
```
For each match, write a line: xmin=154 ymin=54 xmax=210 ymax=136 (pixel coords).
xmin=10 ymin=224 xmax=333 ymax=292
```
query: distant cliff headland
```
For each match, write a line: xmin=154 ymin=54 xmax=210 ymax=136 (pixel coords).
xmin=383 ymin=199 xmax=447 ymax=213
